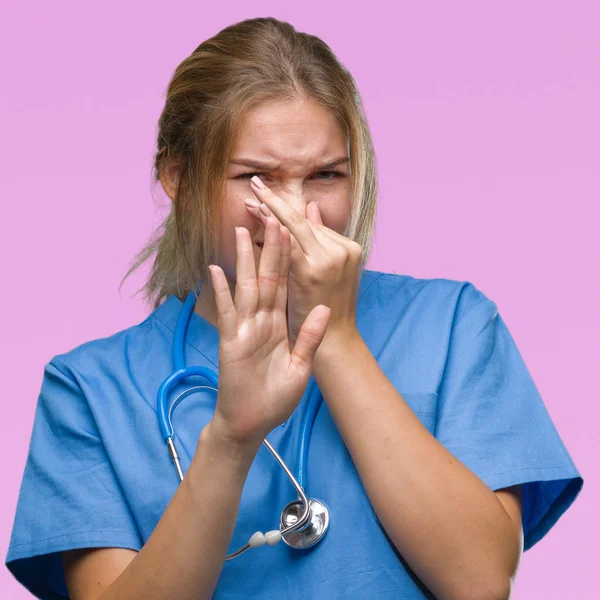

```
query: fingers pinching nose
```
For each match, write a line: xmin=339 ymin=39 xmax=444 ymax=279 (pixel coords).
xmin=307 ymin=201 xmax=323 ymax=224
xmin=244 ymin=197 xmax=272 ymax=217
xmin=249 ymin=177 xmax=271 ymax=214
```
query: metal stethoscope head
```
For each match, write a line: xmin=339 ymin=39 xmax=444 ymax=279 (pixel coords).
xmin=157 ymin=285 xmax=330 ymax=560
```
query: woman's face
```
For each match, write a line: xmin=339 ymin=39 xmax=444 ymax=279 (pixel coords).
xmin=217 ymin=96 xmax=352 ymax=286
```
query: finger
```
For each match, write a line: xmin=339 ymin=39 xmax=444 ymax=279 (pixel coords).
xmin=289 ymin=305 xmax=331 ymax=373
xmin=208 ymin=264 xmax=237 ymax=343
xmin=304 ymin=221 xmax=347 ymax=253
xmin=250 ymin=176 xmax=321 ymax=256
xmin=306 ymin=201 xmax=324 ymax=225
xmin=247 ymin=193 xmax=352 ymax=251
xmin=246 ymin=201 xmax=309 ymax=270
xmin=303 ymin=218 xmax=362 ymax=264
xmin=233 ymin=227 xmax=258 ymax=320
xmin=312 ymin=223 xmax=357 ymax=248
xmin=257 ymin=214 xmax=282 ymax=311
xmin=274 ymin=225 xmax=291 ymax=314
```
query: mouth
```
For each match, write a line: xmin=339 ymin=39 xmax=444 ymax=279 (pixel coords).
xmin=256 ymin=242 xmax=264 ymax=248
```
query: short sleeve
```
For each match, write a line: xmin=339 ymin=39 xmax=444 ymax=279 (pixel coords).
xmin=435 ymin=283 xmax=583 ymax=552
xmin=5 ymin=358 xmax=143 ymax=600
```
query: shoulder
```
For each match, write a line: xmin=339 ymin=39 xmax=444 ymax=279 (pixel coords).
xmin=47 ymin=301 xmax=173 ymax=382
xmin=360 ymin=268 xmax=495 ymax=326
xmin=32 ymin=301 xmax=180 ymax=452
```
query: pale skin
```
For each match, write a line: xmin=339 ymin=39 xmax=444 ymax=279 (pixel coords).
xmin=193 ymin=96 xmax=352 ymax=335
xmin=62 ymin=97 xmax=524 ymax=600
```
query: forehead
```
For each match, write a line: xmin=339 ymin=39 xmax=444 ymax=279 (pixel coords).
xmin=231 ymin=98 xmax=347 ymax=168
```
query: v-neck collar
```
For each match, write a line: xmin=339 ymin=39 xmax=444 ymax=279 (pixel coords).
xmin=152 ymin=294 xmax=220 ymax=369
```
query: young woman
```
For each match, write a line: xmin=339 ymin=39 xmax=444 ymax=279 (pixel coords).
xmin=6 ymin=17 xmax=583 ymax=600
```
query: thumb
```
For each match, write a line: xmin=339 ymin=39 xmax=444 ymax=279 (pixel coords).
xmin=307 ymin=201 xmax=324 ymax=225
xmin=289 ymin=305 xmax=331 ymax=372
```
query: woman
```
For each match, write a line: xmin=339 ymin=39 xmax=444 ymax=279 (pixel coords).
xmin=6 ymin=17 xmax=583 ymax=600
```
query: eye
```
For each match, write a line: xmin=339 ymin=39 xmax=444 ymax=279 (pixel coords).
xmin=236 ymin=172 xmax=268 ymax=180
xmin=235 ymin=171 xmax=344 ymax=181
xmin=314 ymin=170 xmax=343 ymax=181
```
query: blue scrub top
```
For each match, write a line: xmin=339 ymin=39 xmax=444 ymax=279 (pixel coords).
xmin=6 ymin=269 xmax=584 ymax=599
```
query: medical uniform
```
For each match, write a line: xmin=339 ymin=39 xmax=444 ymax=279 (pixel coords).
xmin=6 ymin=269 xmax=583 ymax=599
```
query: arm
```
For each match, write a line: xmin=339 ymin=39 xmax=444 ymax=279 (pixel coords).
xmin=62 ymin=418 xmax=260 ymax=600
xmin=311 ymin=332 xmax=523 ymax=600
xmin=63 ymin=219 xmax=329 ymax=600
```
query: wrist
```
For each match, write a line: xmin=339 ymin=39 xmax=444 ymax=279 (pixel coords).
xmin=185 ymin=419 xmax=260 ymax=508
xmin=196 ymin=417 xmax=262 ymax=470
xmin=316 ymin=326 xmax=362 ymax=359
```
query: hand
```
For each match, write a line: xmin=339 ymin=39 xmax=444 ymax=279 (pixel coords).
xmin=245 ymin=176 xmax=362 ymax=349
xmin=207 ymin=213 xmax=331 ymax=447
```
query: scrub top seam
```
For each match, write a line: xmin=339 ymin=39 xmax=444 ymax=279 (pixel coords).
xmin=150 ymin=311 xmax=216 ymax=369
xmin=46 ymin=356 xmax=148 ymax=542
xmin=359 ymin=272 xmax=385 ymax=300
xmin=46 ymin=359 xmax=103 ymax=441
xmin=453 ymin=294 xmax=489 ymax=330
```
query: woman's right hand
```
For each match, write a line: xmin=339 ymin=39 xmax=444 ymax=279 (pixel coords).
xmin=206 ymin=215 xmax=331 ymax=449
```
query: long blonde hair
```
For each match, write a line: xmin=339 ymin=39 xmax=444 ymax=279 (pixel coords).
xmin=119 ymin=17 xmax=378 ymax=309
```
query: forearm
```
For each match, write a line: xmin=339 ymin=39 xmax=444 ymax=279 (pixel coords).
xmin=313 ymin=334 xmax=515 ymax=600
xmin=100 ymin=419 xmax=260 ymax=600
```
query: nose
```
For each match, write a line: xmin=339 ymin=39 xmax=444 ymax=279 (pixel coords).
xmin=275 ymin=182 xmax=307 ymax=218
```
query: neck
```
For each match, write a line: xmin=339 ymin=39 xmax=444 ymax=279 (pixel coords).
xmin=193 ymin=277 xmax=221 ymax=329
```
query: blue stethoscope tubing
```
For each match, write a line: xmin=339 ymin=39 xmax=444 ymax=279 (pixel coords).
xmin=156 ymin=283 xmax=330 ymax=559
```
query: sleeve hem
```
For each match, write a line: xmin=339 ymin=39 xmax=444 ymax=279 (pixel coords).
xmin=479 ymin=462 xmax=580 ymax=491
xmin=6 ymin=529 xmax=143 ymax=563
xmin=477 ymin=463 xmax=583 ymax=553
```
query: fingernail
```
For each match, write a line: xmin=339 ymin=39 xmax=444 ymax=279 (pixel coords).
xmin=244 ymin=198 xmax=260 ymax=208
xmin=250 ymin=175 xmax=266 ymax=189
xmin=259 ymin=203 xmax=271 ymax=216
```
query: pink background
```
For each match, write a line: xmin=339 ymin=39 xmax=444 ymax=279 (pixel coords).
xmin=1 ymin=1 xmax=597 ymax=598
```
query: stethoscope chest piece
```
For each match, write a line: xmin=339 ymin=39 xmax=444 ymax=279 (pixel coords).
xmin=280 ymin=498 xmax=330 ymax=549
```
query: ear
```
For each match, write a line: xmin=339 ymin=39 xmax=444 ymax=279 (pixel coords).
xmin=159 ymin=161 xmax=180 ymax=201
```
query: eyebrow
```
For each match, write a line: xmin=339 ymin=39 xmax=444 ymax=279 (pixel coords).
xmin=228 ymin=157 xmax=350 ymax=171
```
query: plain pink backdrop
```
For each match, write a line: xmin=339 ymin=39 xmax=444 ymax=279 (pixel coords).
xmin=1 ymin=1 xmax=597 ymax=598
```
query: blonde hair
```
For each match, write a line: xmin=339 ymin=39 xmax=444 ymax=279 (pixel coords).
xmin=119 ymin=17 xmax=378 ymax=309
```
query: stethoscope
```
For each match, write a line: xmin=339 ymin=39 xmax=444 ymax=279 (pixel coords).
xmin=156 ymin=283 xmax=330 ymax=560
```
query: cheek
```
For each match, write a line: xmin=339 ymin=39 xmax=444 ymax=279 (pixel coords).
xmin=222 ymin=184 xmax=262 ymax=226
xmin=217 ymin=186 xmax=262 ymax=270
xmin=318 ymin=193 xmax=352 ymax=235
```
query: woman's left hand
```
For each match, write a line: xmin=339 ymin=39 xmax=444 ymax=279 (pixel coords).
xmin=244 ymin=175 xmax=363 ymax=350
